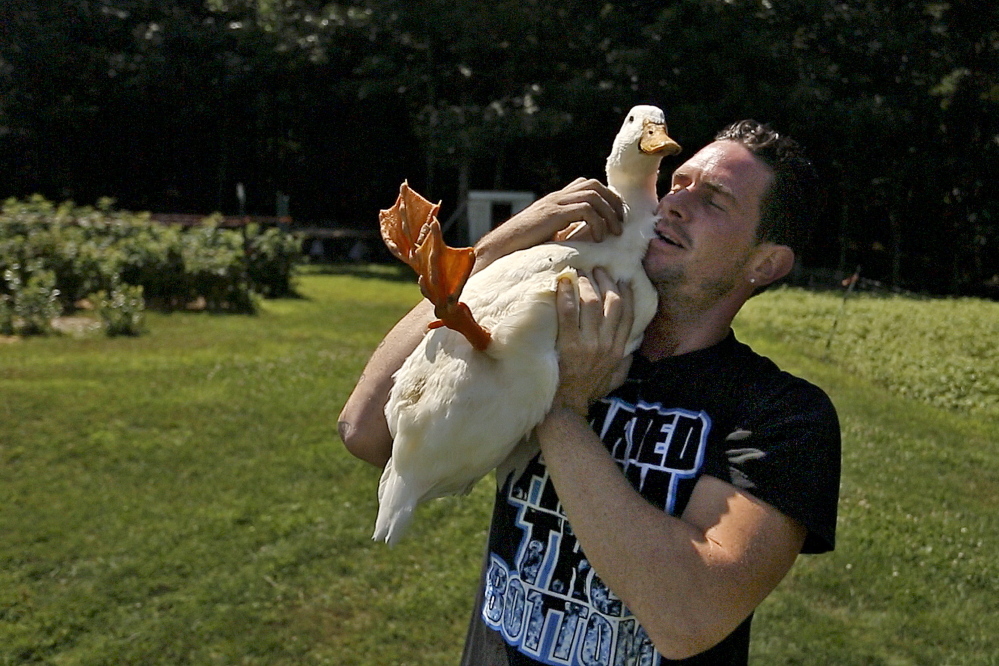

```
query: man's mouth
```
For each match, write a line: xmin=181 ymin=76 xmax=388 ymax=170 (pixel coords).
xmin=654 ymin=223 xmax=688 ymax=249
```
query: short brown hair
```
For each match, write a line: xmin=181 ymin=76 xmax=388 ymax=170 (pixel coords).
xmin=715 ymin=120 xmax=818 ymax=254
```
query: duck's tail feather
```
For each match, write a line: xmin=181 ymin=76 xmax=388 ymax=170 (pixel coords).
xmin=373 ymin=456 xmax=418 ymax=546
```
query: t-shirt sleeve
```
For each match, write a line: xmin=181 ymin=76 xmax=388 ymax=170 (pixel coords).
xmin=703 ymin=379 xmax=841 ymax=554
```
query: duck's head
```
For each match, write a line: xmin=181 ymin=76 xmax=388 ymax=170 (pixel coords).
xmin=606 ymin=105 xmax=681 ymax=186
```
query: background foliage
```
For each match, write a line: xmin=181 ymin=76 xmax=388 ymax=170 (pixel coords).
xmin=1 ymin=0 xmax=996 ymax=296
xmin=0 ymin=196 xmax=301 ymax=335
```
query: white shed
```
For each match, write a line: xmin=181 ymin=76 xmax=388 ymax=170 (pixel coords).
xmin=466 ymin=190 xmax=535 ymax=244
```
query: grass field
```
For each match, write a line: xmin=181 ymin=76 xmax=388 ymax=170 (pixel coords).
xmin=1 ymin=269 xmax=997 ymax=665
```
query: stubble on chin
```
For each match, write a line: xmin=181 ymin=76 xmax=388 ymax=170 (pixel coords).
xmin=646 ymin=261 xmax=743 ymax=305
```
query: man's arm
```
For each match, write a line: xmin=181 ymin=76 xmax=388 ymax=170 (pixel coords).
xmin=337 ymin=178 xmax=624 ymax=468
xmin=337 ymin=299 xmax=435 ymax=467
xmin=472 ymin=177 xmax=625 ymax=270
xmin=536 ymin=272 xmax=806 ymax=660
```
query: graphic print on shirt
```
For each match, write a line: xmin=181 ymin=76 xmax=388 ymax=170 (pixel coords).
xmin=483 ymin=398 xmax=712 ymax=665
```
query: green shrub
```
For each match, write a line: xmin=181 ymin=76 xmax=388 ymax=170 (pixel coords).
xmin=118 ymin=223 xmax=185 ymax=305
xmin=0 ymin=197 xmax=303 ymax=334
xmin=0 ymin=197 xmax=125 ymax=309
xmin=0 ymin=297 xmax=12 ymax=335
xmin=181 ymin=218 xmax=255 ymax=312
xmin=93 ymin=283 xmax=146 ymax=337
xmin=245 ymin=224 xmax=301 ymax=298
xmin=1 ymin=264 xmax=61 ymax=336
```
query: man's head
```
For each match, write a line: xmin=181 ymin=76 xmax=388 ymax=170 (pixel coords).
xmin=646 ymin=120 xmax=816 ymax=308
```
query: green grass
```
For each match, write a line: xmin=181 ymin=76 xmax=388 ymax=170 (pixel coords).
xmin=1 ymin=273 xmax=997 ymax=664
xmin=737 ymin=287 xmax=999 ymax=419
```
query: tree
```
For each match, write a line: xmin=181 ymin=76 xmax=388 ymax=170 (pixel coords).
xmin=1 ymin=0 xmax=996 ymax=295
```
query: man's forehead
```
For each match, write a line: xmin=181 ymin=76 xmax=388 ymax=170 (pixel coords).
xmin=675 ymin=140 xmax=773 ymax=194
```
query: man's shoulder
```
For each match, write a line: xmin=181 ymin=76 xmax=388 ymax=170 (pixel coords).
xmin=729 ymin=334 xmax=836 ymax=411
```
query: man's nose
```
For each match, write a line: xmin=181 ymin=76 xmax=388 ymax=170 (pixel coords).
xmin=658 ymin=190 xmax=686 ymax=221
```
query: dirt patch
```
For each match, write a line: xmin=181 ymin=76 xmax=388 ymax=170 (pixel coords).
xmin=51 ymin=316 xmax=103 ymax=337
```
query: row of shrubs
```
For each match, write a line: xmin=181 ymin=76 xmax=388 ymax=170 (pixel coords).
xmin=0 ymin=196 xmax=302 ymax=336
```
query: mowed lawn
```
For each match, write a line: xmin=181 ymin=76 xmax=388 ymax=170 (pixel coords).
xmin=1 ymin=269 xmax=996 ymax=665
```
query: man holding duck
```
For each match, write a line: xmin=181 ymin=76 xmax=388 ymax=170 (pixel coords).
xmin=340 ymin=119 xmax=840 ymax=665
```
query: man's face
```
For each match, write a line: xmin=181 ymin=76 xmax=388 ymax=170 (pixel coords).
xmin=643 ymin=140 xmax=773 ymax=303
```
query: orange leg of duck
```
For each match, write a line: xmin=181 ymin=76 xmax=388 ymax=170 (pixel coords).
xmin=379 ymin=182 xmax=492 ymax=352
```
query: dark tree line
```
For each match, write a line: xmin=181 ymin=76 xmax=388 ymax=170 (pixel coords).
xmin=2 ymin=0 xmax=996 ymax=296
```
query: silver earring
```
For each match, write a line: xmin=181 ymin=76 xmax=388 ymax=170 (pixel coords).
xmin=749 ymin=278 xmax=756 ymax=285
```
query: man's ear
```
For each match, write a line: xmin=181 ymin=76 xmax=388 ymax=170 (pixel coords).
xmin=750 ymin=244 xmax=795 ymax=287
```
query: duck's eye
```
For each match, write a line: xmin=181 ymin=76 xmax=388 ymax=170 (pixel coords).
xmin=628 ymin=115 xmax=635 ymax=123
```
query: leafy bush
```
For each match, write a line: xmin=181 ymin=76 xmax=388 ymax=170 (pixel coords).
xmin=0 ymin=196 xmax=303 ymax=335
xmin=245 ymin=223 xmax=302 ymax=298
xmin=180 ymin=218 xmax=255 ymax=312
xmin=0 ymin=299 xmax=10 ymax=336
xmin=1 ymin=264 xmax=61 ymax=336
xmin=118 ymin=223 xmax=184 ymax=305
xmin=93 ymin=283 xmax=146 ymax=337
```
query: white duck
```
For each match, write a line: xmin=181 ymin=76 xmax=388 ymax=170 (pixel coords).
xmin=374 ymin=105 xmax=680 ymax=544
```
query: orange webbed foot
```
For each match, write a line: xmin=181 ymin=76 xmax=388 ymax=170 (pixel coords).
xmin=379 ymin=181 xmax=440 ymax=271
xmin=414 ymin=219 xmax=491 ymax=351
xmin=379 ymin=182 xmax=491 ymax=352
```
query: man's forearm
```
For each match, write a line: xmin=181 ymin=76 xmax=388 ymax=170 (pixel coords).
xmin=473 ymin=178 xmax=625 ymax=272
xmin=535 ymin=405 xmax=807 ymax=660
xmin=338 ymin=300 xmax=434 ymax=467
xmin=534 ymin=406 xmax=711 ymax=658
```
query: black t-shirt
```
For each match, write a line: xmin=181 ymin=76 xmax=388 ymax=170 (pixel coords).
xmin=461 ymin=331 xmax=841 ymax=666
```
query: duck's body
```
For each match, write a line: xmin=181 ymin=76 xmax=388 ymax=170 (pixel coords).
xmin=375 ymin=106 xmax=679 ymax=544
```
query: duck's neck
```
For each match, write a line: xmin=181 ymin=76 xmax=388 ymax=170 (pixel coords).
xmin=606 ymin=165 xmax=661 ymax=251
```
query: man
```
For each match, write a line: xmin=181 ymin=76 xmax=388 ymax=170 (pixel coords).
xmin=339 ymin=120 xmax=841 ymax=665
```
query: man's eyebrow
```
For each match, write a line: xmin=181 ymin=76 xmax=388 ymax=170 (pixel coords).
xmin=671 ymin=170 xmax=739 ymax=207
xmin=702 ymin=180 xmax=738 ymax=204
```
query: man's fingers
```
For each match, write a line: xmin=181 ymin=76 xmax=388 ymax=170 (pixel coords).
xmin=552 ymin=268 xmax=634 ymax=413
xmin=551 ymin=180 xmax=623 ymax=241
xmin=612 ymin=278 xmax=635 ymax=353
xmin=566 ymin=178 xmax=625 ymax=222
xmin=574 ymin=271 xmax=604 ymax=337
xmin=573 ymin=188 xmax=623 ymax=239
xmin=555 ymin=221 xmax=590 ymax=242
xmin=587 ymin=268 xmax=615 ymax=331
xmin=585 ymin=268 xmax=635 ymax=354
xmin=555 ymin=275 xmax=580 ymax=339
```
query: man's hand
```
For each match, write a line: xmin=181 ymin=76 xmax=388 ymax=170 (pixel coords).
xmin=534 ymin=178 xmax=625 ymax=243
xmin=551 ymin=268 xmax=635 ymax=416
xmin=474 ymin=179 xmax=624 ymax=271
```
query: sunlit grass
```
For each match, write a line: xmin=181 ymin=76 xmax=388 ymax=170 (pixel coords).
xmin=1 ymin=275 xmax=996 ymax=664
xmin=737 ymin=286 xmax=999 ymax=418
xmin=1 ymin=269 xmax=490 ymax=665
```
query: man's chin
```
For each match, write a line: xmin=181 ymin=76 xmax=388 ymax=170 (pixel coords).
xmin=643 ymin=262 xmax=686 ymax=293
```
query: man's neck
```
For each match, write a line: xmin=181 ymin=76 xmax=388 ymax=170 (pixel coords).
xmin=639 ymin=297 xmax=742 ymax=361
